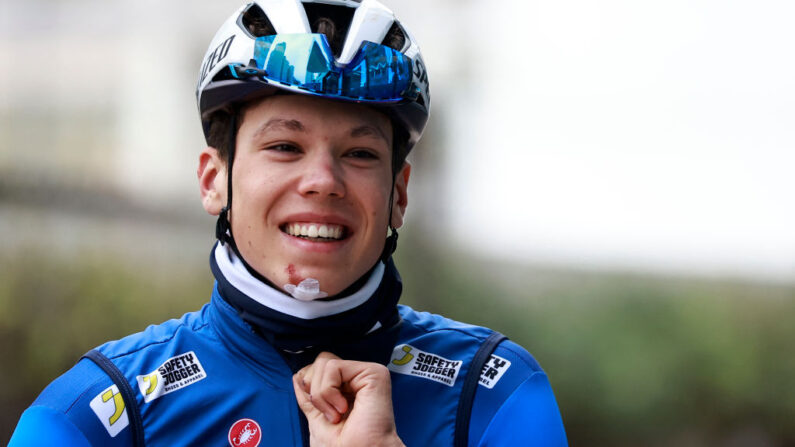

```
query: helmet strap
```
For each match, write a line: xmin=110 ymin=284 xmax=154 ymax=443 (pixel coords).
xmin=381 ymin=174 xmax=399 ymax=263
xmin=215 ymin=110 xmax=237 ymax=248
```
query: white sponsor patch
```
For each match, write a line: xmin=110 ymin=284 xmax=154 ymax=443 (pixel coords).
xmin=479 ymin=354 xmax=511 ymax=389
xmin=89 ymin=384 xmax=129 ymax=437
xmin=136 ymin=351 xmax=206 ymax=403
xmin=388 ymin=344 xmax=462 ymax=387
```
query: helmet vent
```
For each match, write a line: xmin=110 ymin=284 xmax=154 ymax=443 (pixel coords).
xmin=211 ymin=67 xmax=237 ymax=83
xmin=416 ymin=91 xmax=426 ymax=108
xmin=303 ymin=3 xmax=355 ymax=58
xmin=382 ymin=21 xmax=407 ymax=52
xmin=241 ymin=3 xmax=276 ymax=37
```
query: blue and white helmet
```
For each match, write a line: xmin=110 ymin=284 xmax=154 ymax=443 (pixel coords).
xmin=196 ymin=0 xmax=431 ymax=152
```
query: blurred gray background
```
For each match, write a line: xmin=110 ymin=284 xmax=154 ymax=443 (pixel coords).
xmin=1 ymin=1 xmax=794 ymax=445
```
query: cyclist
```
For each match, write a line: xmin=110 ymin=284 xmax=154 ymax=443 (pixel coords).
xmin=10 ymin=1 xmax=567 ymax=445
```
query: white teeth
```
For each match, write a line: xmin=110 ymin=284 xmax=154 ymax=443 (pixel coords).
xmin=285 ymin=223 xmax=345 ymax=240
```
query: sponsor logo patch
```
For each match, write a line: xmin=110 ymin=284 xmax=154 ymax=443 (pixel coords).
xmin=89 ymin=384 xmax=129 ymax=437
xmin=388 ymin=344 xmax=462 ymax=387
xmin=136 ymin=351 xmax=206 ymax=403
xmin=479 ymin=354 xmax=511 ymax=389
xmin=228 ymin=418 xmax=262 ymax=446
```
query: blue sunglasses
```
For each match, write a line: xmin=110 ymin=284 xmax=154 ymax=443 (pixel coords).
xmin=228 ymin=33 xmax=418 ymax=103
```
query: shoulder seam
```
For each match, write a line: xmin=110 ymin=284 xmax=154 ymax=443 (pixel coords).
xmin=403 ymin=318 xmax=490 ymax=343
xmin=403 ymin=318 xmax=543 ymax=372
xmin=104 ymin=320 xmax=210 ymax=361
xmin=35 ymin=360 xmax=112 ymax=416
xmin=20 ymin=405 xmax=92 ymax=445
xmin=63 ymin=369 xmax=107 ymax=414
xmin=494 ymin=342 xmax=541 ymax=372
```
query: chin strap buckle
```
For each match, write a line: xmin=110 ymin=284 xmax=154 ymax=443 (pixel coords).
xmin=381 ymin=227 xmax=399 ymax=263
xmin=216 ymin=206 xmax=232 ymax=245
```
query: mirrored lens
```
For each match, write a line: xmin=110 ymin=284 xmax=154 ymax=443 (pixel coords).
xmin=253 ymin=34 xmax=413 ymax=101
xmin=343 ymin=41 xmax=412 ymax=100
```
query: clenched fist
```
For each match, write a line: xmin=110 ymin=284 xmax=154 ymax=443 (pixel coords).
xmin=293 ymin=352 xmax=405 ymax=447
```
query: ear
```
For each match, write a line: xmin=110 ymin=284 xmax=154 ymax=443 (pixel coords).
xmin=198 ymin=147 xmax=228 ymax=216
xmin=390 ymin=161 xmax=411 ymax=229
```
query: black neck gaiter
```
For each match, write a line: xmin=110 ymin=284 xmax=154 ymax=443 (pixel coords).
xmin=210 ymin=245 xmax=403 ymax=369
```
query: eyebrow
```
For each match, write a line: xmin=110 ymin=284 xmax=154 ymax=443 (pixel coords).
xmin=252 ymin=118 xmax=388 ymax=144
xmin=349 ymin=125 xmax=389 ymax=144
xmin=253 ymin=118 xmax=306 ymax=140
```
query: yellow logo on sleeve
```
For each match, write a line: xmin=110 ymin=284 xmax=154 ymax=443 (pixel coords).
xmin=136 ymin=351 xmax=207 ymax=403
xmin=391 ymin=345 xmax=414 ymax=366
xmin=388 ymin=344 xmax=462 ymax=387
xmin=89 ymin=384 xmax=129 ymax=437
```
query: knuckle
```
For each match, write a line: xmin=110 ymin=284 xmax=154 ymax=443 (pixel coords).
xmin=317 ymin=351 xmax=337 ymax=361
xmin=370 ymin=363 xmax=390 ymax=378
xmin=298 ymin=399 xmax=319 ymax=417
xmin=326 ymin=358 xmax=342 ymax=369
xmin=319 ymin=387 xmax=338 ymax=400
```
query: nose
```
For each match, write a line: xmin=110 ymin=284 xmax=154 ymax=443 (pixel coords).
xmin=296 ymin=151 xmax=345 ymax=198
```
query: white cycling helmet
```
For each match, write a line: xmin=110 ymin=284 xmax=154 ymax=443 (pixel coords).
xmin=196 ymin=0 xmax=431 ymax=152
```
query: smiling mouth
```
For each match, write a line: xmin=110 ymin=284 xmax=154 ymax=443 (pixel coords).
xmin=281 ymin=223 xmax=348 ymax=242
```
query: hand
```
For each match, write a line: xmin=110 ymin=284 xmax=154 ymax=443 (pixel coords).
xmin=293 ymin=352 xmax=405 ymax=447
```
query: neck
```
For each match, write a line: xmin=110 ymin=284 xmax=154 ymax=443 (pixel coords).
xmin=209 ymin=242 xmax=403 ymax=356
xmin=213 ymin=243 xmax=386 ymax=319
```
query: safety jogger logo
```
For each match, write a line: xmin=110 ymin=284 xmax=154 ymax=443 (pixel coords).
xmin=90 ymin=384 xmax=129 ymax=437
xmin=388 ymin=344 xmax=462 ymax=387
xmin=136 ymin=351 xmax=207 ymax=402
xmin=478 ymin=354 xmax=511 ymax=389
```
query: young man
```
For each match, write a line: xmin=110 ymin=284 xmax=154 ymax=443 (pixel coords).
xmin=10 ymin=1 xmax=567 ymax=446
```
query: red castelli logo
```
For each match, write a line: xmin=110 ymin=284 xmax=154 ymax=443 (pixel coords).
xmin=228 ymin=418 xmax=261 ymax=447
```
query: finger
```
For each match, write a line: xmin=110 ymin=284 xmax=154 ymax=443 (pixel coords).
xmin=292 ymin=374 xmax=325 ymax=423
xmin=295 ymin=351 xmax=336 ymax=394
xmin=309 ymin=354 xmax=347 ymax=423
xmin=302 ymin=351 xmax=335 ymax=394
xmin=294 ymin=368 xmax=309 ymax=394
xmin=312 ymin=353 xmax=349 ymax=415
xmin=335 ymin=361 xmax=392 ymax=399
xmin=316 ymin=358 xmax=350 ymax=416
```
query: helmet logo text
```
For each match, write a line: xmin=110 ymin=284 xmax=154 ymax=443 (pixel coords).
xmin=413 ymin=58 xmax=430 ymax=102
xmin=200 ymin=35 xmax=236 ymax=86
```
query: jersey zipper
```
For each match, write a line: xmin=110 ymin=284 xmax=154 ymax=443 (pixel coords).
xmin=299 ymin=411 xmax=310 ymax=447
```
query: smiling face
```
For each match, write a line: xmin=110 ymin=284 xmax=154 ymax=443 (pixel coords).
xmin=199 ymin=94 xmax=410 ymax=296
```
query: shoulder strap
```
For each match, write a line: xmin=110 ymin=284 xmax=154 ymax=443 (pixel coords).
xmin=453 ymin=331 xmax=507 ymax=447
xmin=82 ymin=349 xmax=146 ymax=447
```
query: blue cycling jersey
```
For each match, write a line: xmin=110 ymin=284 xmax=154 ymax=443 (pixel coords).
xmin=10 ymin=250 xmax=567 ymax=446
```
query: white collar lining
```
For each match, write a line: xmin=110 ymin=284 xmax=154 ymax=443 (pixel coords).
xmin=214 ymin=243 xmax=385 ymax=320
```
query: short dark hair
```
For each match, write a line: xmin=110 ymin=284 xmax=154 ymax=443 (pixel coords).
xmin=205 ymin=107 xmax=240 ymax=164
